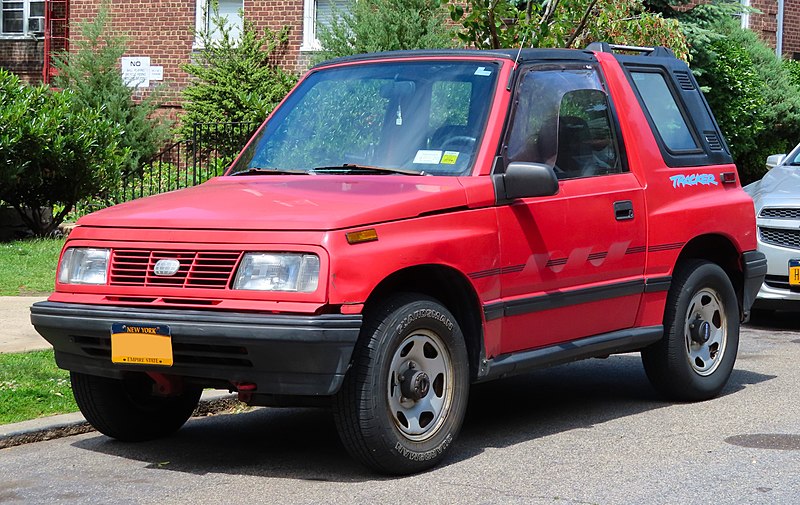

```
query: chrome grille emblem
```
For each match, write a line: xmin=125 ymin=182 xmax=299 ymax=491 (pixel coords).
xmin=153 ymin=259 xmax=181 ymax=277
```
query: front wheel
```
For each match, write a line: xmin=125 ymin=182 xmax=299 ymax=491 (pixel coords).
xmin=642 ymin=260 xmax=740 ymax=401
xmin=333 ymin=294 xmax=470 ymax=474
xmin=71 ymin=372 xmax=202 ymax=442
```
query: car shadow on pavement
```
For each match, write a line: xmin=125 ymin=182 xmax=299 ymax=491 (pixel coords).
xmin=70 ymin=354 xmax=774 ymax=481
xmin=746 ymin=310 xmax=800 ymax=332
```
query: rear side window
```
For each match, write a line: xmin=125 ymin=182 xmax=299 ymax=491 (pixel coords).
xmin=630 ymin=71 xmax=698 ymax=152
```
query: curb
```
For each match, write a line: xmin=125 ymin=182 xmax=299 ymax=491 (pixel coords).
xmin=0 ymin=390 xmax=239 ymax=450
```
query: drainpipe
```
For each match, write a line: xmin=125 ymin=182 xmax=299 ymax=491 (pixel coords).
xmin=777 ymin=0 xmax=785 ymax=58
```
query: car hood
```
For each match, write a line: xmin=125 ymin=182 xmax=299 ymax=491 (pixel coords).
xmin=745 ymin=164 xmax=800 ymax=212
xmin=77 ymin=176 xmax=471 ymax=231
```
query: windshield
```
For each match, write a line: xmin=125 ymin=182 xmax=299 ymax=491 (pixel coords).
xmin=228 ymin=60 xmax=500 ymax=176
xmin=786 ymin=143 xmax=800 ymax=166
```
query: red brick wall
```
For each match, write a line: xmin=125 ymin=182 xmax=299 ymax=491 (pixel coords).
xmin=0 ymin=38 xmax=45 ymax=84
xmin=69 ymin=0 xmax=309 ymax=107
xmin=749 ymin=0 xmax=800 ymax=58
xmin=244 ymin=0 xmax=307 ymax=72
xmin=70 ymin=0 xmax=196 ymax=106
xmin=782 ymin=0 xmax=800 ymax=58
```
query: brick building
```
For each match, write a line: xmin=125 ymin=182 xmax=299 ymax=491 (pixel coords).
xmin=1 ymin=0 xmax=344 ymax=102
xmin=746 ymin=0 xmax=800 ymax=59
xmin=1 ymin=0 xmax=799 ymax=99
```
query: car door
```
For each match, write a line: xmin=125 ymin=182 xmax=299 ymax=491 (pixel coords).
xmin=495 ymin=64 xmax=647 ymax=355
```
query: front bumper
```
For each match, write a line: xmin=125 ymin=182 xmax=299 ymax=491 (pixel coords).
xmin=31 ymin=302 xmax=362 ymax=396
xmin=751 ymin=222 xmax=800 ymax=311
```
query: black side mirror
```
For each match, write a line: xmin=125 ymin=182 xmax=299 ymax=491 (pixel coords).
xmin=502 ymin=162 xmax=559 ymax=200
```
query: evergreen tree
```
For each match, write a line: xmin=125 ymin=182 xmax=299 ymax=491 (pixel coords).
xmin=181 ymin=7 xmax=297 ymax=157
xmin=52 ymin=1 xmax=168 ymax=183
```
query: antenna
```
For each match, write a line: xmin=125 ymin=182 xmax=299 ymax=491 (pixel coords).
xmin=513 ymin=35 xmax=527 ymax=68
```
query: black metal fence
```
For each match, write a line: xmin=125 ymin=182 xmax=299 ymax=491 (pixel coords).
xmin=115 ymin=121 xmax=261 ymax=204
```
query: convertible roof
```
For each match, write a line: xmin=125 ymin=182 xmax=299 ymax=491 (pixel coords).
xmin=312 ymin=48 xmax=597 ymax=69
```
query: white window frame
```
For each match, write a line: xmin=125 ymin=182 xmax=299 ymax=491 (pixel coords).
xmin=302 ymin=0 xmax=348 ymax=52
xmin=301 ymin=0 xmax=321 ymax=51
xmin=740 ymin=0 xmax=751 ymax=29
xmin=0 ymin=0 xmax=45 ymax=37
xmin=194 ymin=0 xmax=243 ymax=49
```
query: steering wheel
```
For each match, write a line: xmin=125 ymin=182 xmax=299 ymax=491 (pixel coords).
xmin=439 ymin=136 xmax=477 ymax=152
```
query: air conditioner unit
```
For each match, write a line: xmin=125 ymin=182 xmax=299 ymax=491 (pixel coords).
xmin=28 ymin=17 xmax=45 ymax=35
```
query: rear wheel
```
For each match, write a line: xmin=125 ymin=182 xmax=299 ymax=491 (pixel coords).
xmin=642 ymin=260 xmax=739 ymax=401
xmin=333 ymin=294 xmax=470 ymax=474
xmin=71 ymin=372 xmax=202 ymax=441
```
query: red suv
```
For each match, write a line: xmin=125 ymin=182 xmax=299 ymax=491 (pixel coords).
xmin=32 ymin=44 xmax=766 ymax=474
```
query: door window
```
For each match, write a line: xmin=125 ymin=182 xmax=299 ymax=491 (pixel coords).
xmin=505 ymin=67 xmax=623 ymax=179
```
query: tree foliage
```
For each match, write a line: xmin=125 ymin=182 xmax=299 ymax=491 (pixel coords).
xmin=450 ymin=0 xmax=689 ymax=60
xmin=52 ymin=1 xmax=168 ymax=181
xmin=0 ymin=69 xmax=127 ymax=236
xmin=315 ymin=0 xmax=456 ymax=61
xmin=181 ymin=6 xmax=297 ymax=155
xmin=785 ymin=58 xmax=800 ymax=89
xmin=678 ymin=5 xmax=800 ymax=183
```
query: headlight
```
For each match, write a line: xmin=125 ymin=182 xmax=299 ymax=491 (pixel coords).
xmin=233 ymin=253 xmax=320 ymax=292
xmin=58 ymin=248 xmax=110 ymax=285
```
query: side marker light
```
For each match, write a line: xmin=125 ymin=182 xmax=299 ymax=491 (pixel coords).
xmin=346 ymin=229 xmax=378 ymax=244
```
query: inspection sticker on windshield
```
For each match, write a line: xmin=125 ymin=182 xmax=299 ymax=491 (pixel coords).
xmin=441 ymin=151 xmax=459 ymax=164
xmin=474 ymin=67 xmax=492 ymax=76
xmin=414 ymin=150 xmax=443 ymax=164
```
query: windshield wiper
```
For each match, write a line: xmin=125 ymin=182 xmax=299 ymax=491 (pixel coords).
xmin=229 ymin=167 xmax=310 ymax=176
xmin=311 ymin=164 xmax=426 ymax=176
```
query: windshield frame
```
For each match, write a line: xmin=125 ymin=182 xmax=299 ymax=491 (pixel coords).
xmin=225 ymin=57 xmax=505 ymax=178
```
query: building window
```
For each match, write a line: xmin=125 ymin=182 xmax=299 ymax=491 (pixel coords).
xmin=195 ymin=0 xmax=243 ymax=47
xmin=302 ymin=0 xmax=349 ymax=51
xmin=1 ymin=0 xmax=44 ymax=36
xmin=739 ymin=0 xmax=751 ymax=29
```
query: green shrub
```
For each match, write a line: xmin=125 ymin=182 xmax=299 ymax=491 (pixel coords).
xmin=785 ymin=58 xmax=800 ymax=89
xmin=0 ymin=69 xmax=127 ymax=236
xmin=315 ymin=0 xmax=456 ymax=61
xmin=181 ymin=8 xmax=297 ymax=158
xmin=701 ymin=35 xmax=767 ymax=170
xmin=689 ymin=18 xmax=800 ymax=183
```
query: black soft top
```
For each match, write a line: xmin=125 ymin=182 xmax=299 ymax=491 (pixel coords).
xmin=312 ymin=48 xmax=598 ymax=70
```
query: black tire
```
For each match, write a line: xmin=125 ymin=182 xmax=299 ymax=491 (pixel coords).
xmin=71 ymin=372 xmax=202 ymax=442
xmin=642 ymin=260 xmax=740 ymax=401
xmin=333 ymin=294 xmax=470 ymax=475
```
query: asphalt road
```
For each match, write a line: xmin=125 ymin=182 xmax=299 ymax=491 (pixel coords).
xmin=2 ymin=314 xmax=799 ymax=505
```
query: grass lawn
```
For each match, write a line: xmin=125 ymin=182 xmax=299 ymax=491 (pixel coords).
xmin=0 ymin=349 xmax=78 ymax=424
xmin=0 ymin=238 xmax=64 ymax=296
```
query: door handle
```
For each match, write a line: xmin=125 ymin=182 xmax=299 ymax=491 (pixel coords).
xmin=614 ymin=200 xmax=634 ymax=221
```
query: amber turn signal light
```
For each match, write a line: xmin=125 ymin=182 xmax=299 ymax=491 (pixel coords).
xmin=346 ymin=228 xmax=378 ymax=244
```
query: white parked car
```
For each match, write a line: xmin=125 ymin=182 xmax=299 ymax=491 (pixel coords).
xmin=744 ymin=142 xmax=800 ymax=311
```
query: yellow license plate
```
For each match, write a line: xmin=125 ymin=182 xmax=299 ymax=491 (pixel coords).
xmin=111 ymin=323 xmax=173 ymax=366
xmin=790 ymin=260 xmax=800 ymax=287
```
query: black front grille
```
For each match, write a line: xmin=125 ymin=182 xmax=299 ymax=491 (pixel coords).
xmin=760 ymin=227 xmax=800 ymax=249
xmin=72 ymin=334 xmax=252 ymax=368
xmin=765 ymin=275 xmax=791 ymax=290
xmin=760 ymin=208 xmax=800 ymax=219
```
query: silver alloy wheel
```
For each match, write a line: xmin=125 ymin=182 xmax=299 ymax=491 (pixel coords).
xmin=684 ymin=287 xmax=727 ymax=376
xmin=387 ymin=329 xmax=454 ymax=442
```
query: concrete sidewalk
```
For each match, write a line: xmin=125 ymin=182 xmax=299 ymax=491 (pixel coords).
xmin=0 ymin=295 xmax=50 ymax=354
xmin=0 ymin=296 xmax=241 ymax=446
